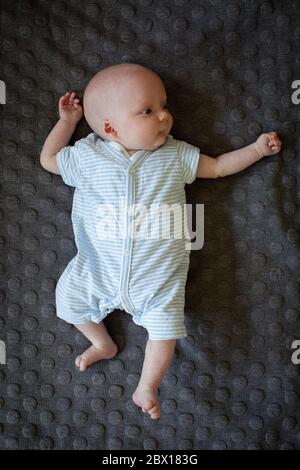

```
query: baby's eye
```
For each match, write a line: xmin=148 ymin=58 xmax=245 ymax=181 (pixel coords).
xmin=140 ymin=105 xmax=168 ymax=115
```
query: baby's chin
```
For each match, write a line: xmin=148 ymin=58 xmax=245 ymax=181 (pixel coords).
xmin=146 ymin=142 xmax=165 ymax=152
xmin=130 ymin=133 xmax=168 ymax=152
xmin=159 ymin=131 xmax=168 ymax=141
xmin=152 ymin=131 xmax=168 ymax=148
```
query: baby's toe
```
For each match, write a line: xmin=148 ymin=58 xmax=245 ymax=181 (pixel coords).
xmin=75 ymin=355 xmax=88 ymax=371
xmin=148 ymin=403 xmax=160 ymax=419
xmin=79 ymin=359 xmax=88 ymax=372
xmin=75 ymin=356 xmax=81 ymax=368
xmin=142 ymin=401 xmax=155 ymax=413
xmin=150 ymin=407 xmax=160 ymax=419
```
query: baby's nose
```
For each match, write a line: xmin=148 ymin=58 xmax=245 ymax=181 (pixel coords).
xmin=158 ymin=110 xmax=168 ymax=121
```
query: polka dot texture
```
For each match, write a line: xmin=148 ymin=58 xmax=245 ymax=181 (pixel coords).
xmin=0 ymin=0 xmax=299 ymax=450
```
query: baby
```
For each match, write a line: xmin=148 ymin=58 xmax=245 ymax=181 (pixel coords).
xmin=40 ymin=63 xmax=282 ymax=420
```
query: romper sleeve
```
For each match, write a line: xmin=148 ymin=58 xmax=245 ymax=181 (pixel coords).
xmin=56 ymin=139 xmax=83 ymax=187
xmin=176 ymin=139 xmax=201 ymax=185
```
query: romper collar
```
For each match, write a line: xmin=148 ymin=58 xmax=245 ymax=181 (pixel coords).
xmin=99 ymin=136 xmax=173 ymax=170
xmin=107 ymin=140 xmax=131 ymax=158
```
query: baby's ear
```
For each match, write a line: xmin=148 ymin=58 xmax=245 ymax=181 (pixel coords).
xmin=104 ymin=119 xmax=112 ymax=132
xmin=104 ymin=119 xmax=118 ymax=137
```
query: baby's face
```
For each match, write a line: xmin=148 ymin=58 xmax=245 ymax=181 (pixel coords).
xmin=105 ymin=70 xmax=173 ymax=153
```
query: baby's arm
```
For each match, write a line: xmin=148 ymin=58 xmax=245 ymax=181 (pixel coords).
xmin=196 ymin=132 xmax=282 ymax=179
xmin=40 ymin=92 xmax=83 ymax=174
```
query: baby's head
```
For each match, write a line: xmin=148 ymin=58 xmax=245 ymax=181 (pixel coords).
xmin=83 ymin=63 xmax=173 ymax=153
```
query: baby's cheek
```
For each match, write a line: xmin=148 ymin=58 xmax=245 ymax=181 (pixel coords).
xmin=136 ymin=124 xmax=150 ymax=140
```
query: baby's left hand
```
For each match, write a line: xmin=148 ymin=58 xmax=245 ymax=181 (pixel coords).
xmin=254 ymin=132 xmax=282 ymax=158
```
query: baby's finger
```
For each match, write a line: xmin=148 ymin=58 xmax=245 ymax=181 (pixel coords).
xmin=271 ymin=144 xmax=281 ymax=152
xmin=59 ymin=96 xmax=68 ymax=107
xmin=64 ymin=92 xmax=73 ymax=104
xmin=59 ymin=92 xmax=71 ymax=105
xmin=269 ymin=131 xmax=277 ymax=138
xmin=269 ymin=138 xmax=280 ymax=147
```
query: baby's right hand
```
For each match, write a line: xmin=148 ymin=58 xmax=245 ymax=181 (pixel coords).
xmin=59 ymin=91 xmax=83 ymax=124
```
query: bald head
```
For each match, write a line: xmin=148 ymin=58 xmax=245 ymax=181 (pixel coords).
xmin=83 ymin=63 xmax=164 ymax=139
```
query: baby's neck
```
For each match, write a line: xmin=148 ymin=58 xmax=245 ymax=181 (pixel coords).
xmin=105 ymin=137 xmax=137 ymax=157
xmin=126 ymin=149 xmax=137 ymax=156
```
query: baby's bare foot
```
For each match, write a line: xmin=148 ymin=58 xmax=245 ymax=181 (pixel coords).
xmin=132 ymin=386 xmax=160 ymax=419
xmin=75 ymin=343 xmax=118 ymax=371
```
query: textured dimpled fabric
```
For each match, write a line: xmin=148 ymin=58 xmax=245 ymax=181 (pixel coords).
xmin=0 ymin=0 xmax=299 ymax=451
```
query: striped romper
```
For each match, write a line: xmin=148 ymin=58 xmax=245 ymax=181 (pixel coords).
xmin=55 ymin=133 xmax=200 ymax=340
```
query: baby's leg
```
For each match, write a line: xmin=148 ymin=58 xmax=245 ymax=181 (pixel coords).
xmin=132 ymin=339 xmax=176 ymax=419
xmin=74 ymin=321 xmax=118 ymax=371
